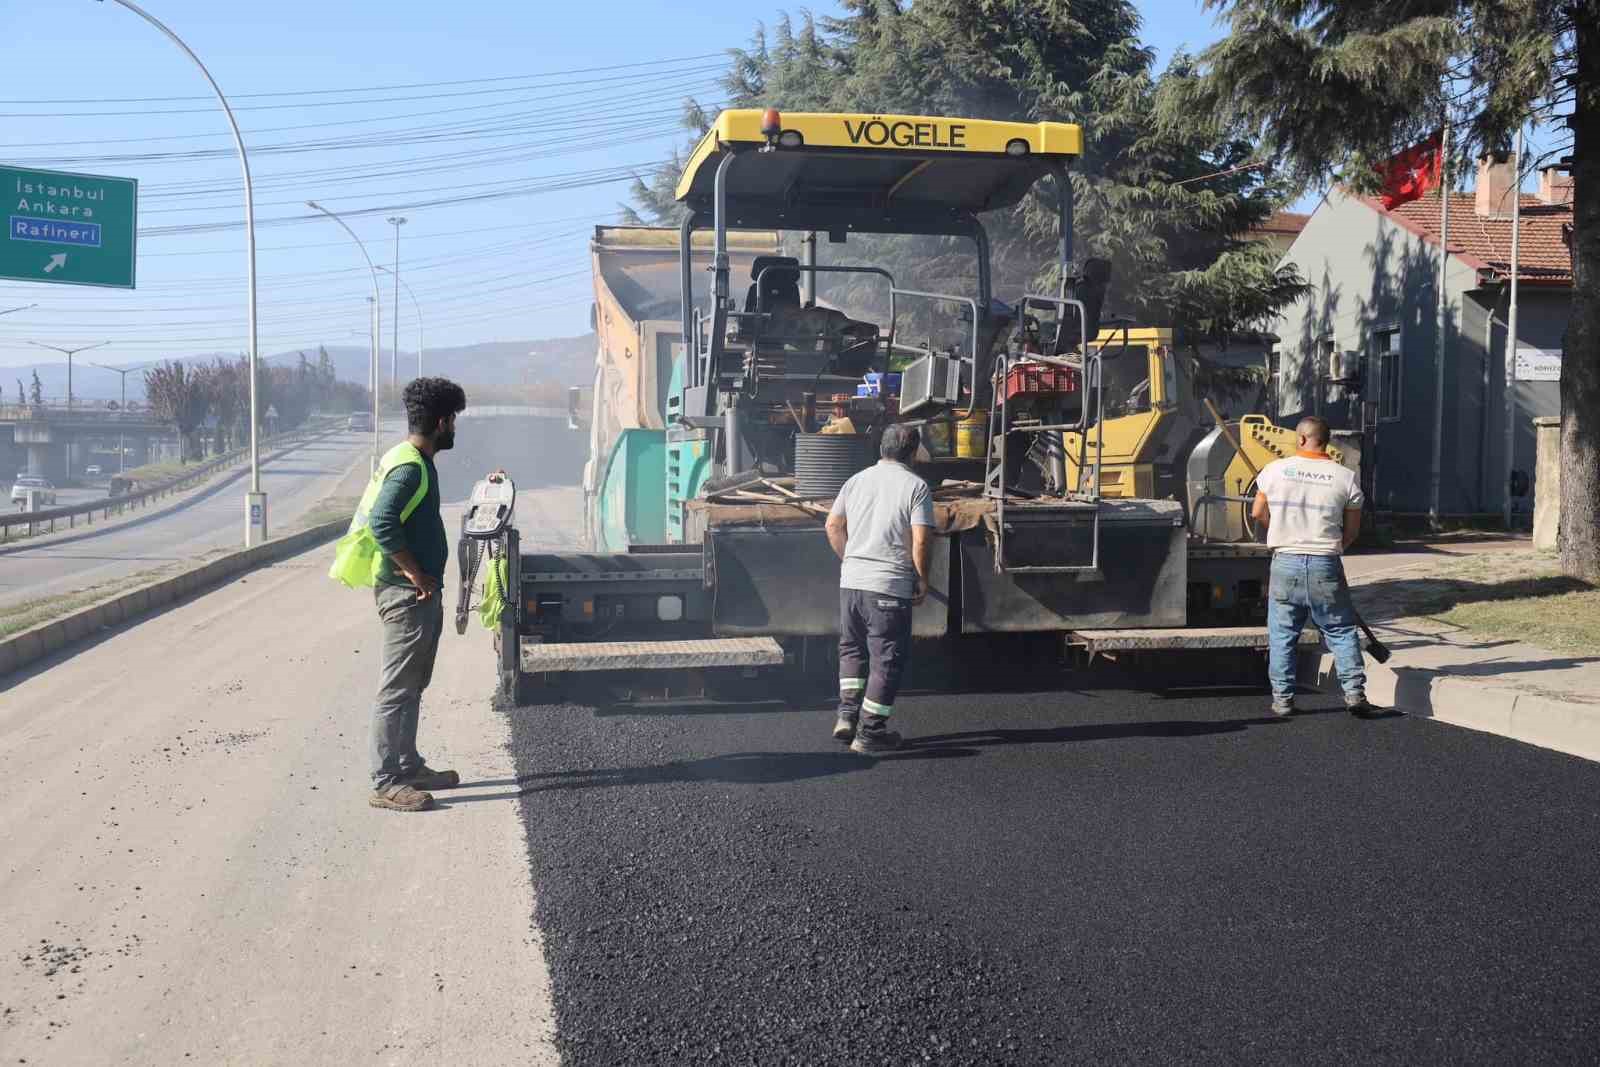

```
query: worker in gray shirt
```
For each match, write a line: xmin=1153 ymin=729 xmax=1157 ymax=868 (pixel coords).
xmin=825 ymin=424 xmax=934 ymax=754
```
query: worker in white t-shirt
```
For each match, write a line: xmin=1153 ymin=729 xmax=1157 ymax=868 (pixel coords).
xmin=1250 ymin=415 xmax=1378 ymax=719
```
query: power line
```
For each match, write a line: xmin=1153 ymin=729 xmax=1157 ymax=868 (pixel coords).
xmin=0 ymin=53 xmax=725 ymax=105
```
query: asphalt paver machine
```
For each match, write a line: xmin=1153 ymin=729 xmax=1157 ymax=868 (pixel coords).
xmin=467 ymin=108 xmax=1310 ymax=703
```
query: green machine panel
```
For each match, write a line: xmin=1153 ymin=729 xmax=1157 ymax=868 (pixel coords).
xmin=596 ymin=429 xmax=667 ymax=551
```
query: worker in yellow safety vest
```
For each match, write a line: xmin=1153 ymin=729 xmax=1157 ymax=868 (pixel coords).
xmin=329 ymin=377 xmax=467 ymax=812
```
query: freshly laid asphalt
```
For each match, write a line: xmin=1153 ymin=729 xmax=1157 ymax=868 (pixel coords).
xmin=505 ymin=664 xmax=1600 ymax=1064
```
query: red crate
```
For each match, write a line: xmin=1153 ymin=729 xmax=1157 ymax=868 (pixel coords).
xmin=1005 ymin=361 xmax=1079 ymax=400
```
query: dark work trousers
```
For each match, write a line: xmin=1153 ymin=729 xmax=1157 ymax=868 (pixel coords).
xmin=372 ymin=581 xmax=445 ymax=789
xmin=837 ymin=586 xmax=913 ymax=718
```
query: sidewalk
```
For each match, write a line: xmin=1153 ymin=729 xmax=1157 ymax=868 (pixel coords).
xmin=1306 ymin=535 xmax=1600 ymax=762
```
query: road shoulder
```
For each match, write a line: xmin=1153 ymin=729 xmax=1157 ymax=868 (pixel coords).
xmin=0 ymin=524 xmax=557 ymax=1065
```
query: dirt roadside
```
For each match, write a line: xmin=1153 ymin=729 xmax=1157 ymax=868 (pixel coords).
xmin=0 ymin=499 xmax=565 ymax=1066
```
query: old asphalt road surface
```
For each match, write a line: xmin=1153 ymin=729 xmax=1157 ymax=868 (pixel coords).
xmin=0 ymin=413 xmax=581 ymax=1065
xmin=508 ymin=658 xmax=1600 ymax=1064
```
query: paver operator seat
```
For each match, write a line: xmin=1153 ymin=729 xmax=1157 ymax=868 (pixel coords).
xmin=740 ymin=255 xmax=880 ymax=376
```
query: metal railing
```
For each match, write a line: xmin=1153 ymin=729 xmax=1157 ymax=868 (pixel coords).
xmin=1 ymin=416 xmax=344 ymax=542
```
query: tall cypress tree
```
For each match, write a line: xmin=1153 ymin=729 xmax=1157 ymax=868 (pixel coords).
xmin=1168 ymin=0 xmax=1594 ymax=578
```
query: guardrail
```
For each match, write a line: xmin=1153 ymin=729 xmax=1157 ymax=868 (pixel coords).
xmin=2 ymin=416 xmax=347 ymax=542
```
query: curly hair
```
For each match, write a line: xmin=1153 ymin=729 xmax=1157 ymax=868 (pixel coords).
xmin=403 ymin=376 xmax=467 ymax=435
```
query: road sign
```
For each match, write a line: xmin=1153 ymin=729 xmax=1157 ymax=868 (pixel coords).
xmin=1 ymin=164 xmax=137 ymax=289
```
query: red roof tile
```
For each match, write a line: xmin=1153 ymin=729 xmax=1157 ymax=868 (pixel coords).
xmin=1360 ymin=191 xmax=1573 ymax=285
xmin=1255 ymin=210 xmax=1310 ymax=237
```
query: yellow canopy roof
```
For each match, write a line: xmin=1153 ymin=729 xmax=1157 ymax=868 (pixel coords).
xmin=674 ymin=109 xmax=1083 ymax=224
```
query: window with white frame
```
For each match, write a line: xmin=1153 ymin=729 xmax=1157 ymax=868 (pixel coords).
xmin=1372 ymin=325 xmax=1402 ymax=421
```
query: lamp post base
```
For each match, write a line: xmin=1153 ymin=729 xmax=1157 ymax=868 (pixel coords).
xmin=245 ymin=491 xmax=268 ymax=547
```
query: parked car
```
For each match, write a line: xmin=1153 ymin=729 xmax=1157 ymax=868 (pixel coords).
xmin=347 ymin=412 xmax=373 ymax=432
xmin=10 ymin=476 xmax=57 ymax=508
xmin=85 ymin=464 xmax=103 ymax=477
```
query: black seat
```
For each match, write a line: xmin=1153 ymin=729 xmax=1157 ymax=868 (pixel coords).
xmin=744 ymin=255 xmax=802 ymax=314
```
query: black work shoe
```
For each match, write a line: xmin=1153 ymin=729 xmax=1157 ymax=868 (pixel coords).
xmin=850 ymin=715 xmax=902 ymax=755
xmin=1347 ymin=699 xmax=1384 ymax=720
xmin=405 ymin=766 xmax=461 ymax=790
xmin=832 ymin=712 xmax=859 ymax=743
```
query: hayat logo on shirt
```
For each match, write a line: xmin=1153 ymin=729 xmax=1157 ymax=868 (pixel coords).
xmin=1286 ymin=466 xmax=1338 ymax=483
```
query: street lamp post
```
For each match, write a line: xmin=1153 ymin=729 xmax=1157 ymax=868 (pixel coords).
xmin=85 ymin=359 xmax=153 ymax=473
xmin=26 ymin=340 xmax=109 ymax=411
xmin=97 ymin=0 xmax=266 ymax=547
xmin=387 ymin=216 xmax=406 ymax=389
xmin=307 ymin=201 xmax=382 ymax=472
xmin=376 ymin=265 xmax=423 ymax=379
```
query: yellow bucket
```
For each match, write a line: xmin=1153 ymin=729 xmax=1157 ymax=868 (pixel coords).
xmin=955 ymin=410 xmax=988 ymax=459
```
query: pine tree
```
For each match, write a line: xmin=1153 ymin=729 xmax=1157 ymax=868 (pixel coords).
xmin=1169 ymin=0 xmax=1594 ymax=578
xmin=29 ymin=371 xmax=43 ymax=405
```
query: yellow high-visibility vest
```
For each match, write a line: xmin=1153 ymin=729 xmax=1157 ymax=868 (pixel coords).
xmin=327 ymin=442 xmax=430 ymax=589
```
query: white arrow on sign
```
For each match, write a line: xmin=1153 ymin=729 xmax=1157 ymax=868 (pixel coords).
xmin=43 ymin=254 xmax=67 ymax=273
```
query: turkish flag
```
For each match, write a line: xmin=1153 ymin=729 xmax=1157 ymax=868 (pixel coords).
xmin=1376 ymin=131 xmax=1444 ymax=209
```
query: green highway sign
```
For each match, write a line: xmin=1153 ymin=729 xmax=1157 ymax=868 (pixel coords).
xmin=2 ymin=164 xmax=137 ymax=289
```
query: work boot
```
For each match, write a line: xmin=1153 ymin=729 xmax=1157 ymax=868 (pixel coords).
xmin=1269 ymin=699 xmax=1295 ymax=719
xmin=404 ymin=765 xmax=461 ymax=790
xmin=832 ymin=710 xmax=859 ymax=742
xmin=850 ymin=713 xmax=902 ymax=755
xmin=369 ymin=782 xmax=434 ymax=812
xmin=1346 ymin=695 xmax=1383 ymax=720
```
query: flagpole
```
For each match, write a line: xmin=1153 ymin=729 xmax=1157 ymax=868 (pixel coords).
xmin=1428 ymin=121 xmax=1451 ymax=527
xmin=1502 ymin=126 xmax=1524 ymax=528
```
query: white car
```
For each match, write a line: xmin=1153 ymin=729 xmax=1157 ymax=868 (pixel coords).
xmin=10 ymin=476 xmax=57 ymax=508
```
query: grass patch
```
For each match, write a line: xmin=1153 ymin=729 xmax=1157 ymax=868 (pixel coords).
xmin=0 ymin=565 xmax=176 ymax=638
xmin=294 ymin=494 xmax=358 ymax=532
xmin=118 ymin=459 xmax=204 ymax=483
xmin=1363 ymin=549 xmax=1600 ymax=657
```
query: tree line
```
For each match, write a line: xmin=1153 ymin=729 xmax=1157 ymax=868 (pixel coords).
xmin=142 ymin=347 xmax=370 ymax=461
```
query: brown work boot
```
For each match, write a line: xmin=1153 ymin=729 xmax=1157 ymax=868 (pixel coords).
xmin=369 ymin=782 xmax=434 ymax=812
xmin=404 ymin=766 xmax=461 ymax=790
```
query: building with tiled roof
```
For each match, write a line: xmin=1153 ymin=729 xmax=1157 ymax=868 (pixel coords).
xmin=1271 ymin=158 xmax=1573 ymax=520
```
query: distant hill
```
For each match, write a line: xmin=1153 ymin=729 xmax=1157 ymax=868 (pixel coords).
xmin=2 ymin=334 xmax=597 ymax=404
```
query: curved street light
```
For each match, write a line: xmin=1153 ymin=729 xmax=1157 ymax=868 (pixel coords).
xmin=96 ymin=0 xmax=265 ymax=546
xmin=307 ymin=201 xmax=382 ymax=472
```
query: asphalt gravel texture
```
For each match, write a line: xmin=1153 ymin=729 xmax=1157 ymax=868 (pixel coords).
xmin=504 ymin=657 xmax=1600 ymax=1065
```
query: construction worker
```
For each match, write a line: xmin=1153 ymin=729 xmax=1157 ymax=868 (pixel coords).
xmin=1250 ymin=414 xmax=1378 ymax=719
xmin=366 ymin=377 xmax=468 ymax=811
xmin=824 ymin=423 xmax=934 ymax=754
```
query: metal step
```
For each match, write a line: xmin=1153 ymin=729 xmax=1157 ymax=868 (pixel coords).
xmin=520 ymin=636 xmax=785 ymax=673
xmin=1067 ymin=627 xmax=1325 ymax=654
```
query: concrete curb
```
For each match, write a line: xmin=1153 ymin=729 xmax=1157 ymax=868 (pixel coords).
xmin=1305 ymin=653 xmax=1600 ymax=763
xmin=0 ymin=518 xmax=348 ymax=679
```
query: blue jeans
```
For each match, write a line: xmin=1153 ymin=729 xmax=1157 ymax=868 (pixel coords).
xmin=1267 ymin=553 xmax=1365 ymax=707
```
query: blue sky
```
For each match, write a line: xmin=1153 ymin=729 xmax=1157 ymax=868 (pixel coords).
xmin=0 ymin=0 xmax=1232 ymax=370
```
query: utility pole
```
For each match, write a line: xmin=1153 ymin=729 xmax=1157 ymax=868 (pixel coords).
xmin=1428 ymin=121 xmax=1452 ymax=528
xmin=388 ymin=216 xmax=406 ymax=390
xmin=85 ymin=360 xmax=152 ymax=473
xmin=26 ymin=340 xmax=109 ymax=411
xmin=377 ymin=265 xmax=423 ymax=379
xmin=99 ymin=0 xmax=266 ymax=548
xmin=1502 ymin=127 xmax=1524 ymax=529
xmin=308 ymin=201 xmax=383 ymax=473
